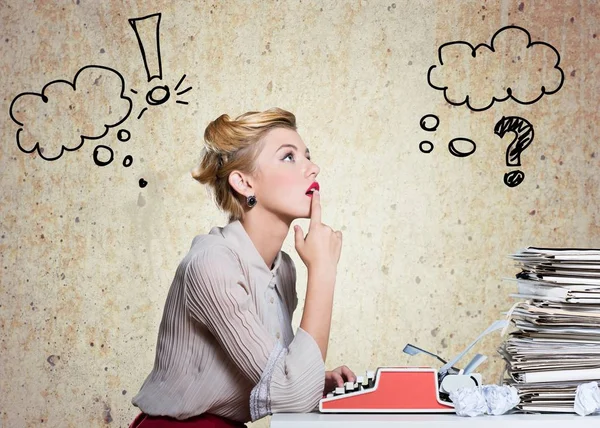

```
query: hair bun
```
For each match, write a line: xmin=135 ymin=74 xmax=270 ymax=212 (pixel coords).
xmin=203 ymin=113 xmax=240 ymax=155
xmin=191 ymin=147 xmax=219 ymax=186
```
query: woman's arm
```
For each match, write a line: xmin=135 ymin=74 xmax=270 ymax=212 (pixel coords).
xmin=294 ymin=190 xmax=343 ymax=362
xmin=299 ymin=267 xmax=336 ymax=361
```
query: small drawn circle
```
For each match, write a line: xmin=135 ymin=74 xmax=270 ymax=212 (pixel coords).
xmin=139 ymin=178 xmax=148 ymax=188
xmin=117 ymin=129 xmax=131 ymax=142
xmin=146 ymin=85 xmax=171 ymax=106
xmin=420 ymin=114 xmax=440 ymax=132
xmin=123 ymin=155 xmax=133 ymax=167
xmin=448 ymin=138 xmax=476 ymax=158
xmin=504 ymin=170 xmax=525 ymax=187
xmin=419 ymin=141 xmax=434 ymax=153
xmin=93 ymin=145 xmax=114 ymax=166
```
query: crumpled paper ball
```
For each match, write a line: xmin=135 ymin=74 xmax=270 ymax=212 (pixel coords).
xmin=481 ymin=384 xmax=520 ymax=415
xmin=449 ymin=386 xmax=488 ymax=417
xmin=575 ymin=381 xmax=600 ymax=416
xmin=450 ymin=385 xmax=519 ymax=417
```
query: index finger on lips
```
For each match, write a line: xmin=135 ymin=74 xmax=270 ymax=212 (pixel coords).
xmin=309 ymin=190 xmax=321 ymax=228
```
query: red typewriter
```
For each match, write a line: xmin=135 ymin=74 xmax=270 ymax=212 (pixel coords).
xmin=319 ymin=320 xmax=506 ymax=413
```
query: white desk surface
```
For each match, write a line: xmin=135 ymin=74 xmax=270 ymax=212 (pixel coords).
xmin=270 ymin=412 xmax=600 ymax=427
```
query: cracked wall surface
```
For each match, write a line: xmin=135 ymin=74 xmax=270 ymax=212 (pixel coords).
xmin=1 ymin=1 xmax=598 ymax=426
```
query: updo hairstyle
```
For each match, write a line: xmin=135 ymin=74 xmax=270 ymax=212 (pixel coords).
xmin=192 ymin=107 xmax=297 ymax=221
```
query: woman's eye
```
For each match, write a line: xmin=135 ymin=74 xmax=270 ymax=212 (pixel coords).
xmin=283 ymin=153 xmax=295 ymax=162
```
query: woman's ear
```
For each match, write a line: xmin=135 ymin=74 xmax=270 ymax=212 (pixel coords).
xmin=228 ymin=171 xmax=254 ymax=197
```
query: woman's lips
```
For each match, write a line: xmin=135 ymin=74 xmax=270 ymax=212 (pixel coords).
xmin=305 ymin=181 xmax=320 ymax=197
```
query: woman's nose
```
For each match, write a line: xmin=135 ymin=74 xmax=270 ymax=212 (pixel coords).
xmin=306 ymin=160 xmax=320 ymax=178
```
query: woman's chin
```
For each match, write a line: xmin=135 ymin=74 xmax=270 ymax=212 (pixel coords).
xmin=284 ymin=202 xmax=312 ymax=220
xmin=292 ymin=210 xmax=311 ymax=220
xmin=291 ymin=212 xmax=310 ymax=220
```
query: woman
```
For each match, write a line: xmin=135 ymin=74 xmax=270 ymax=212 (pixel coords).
xmin=130 ymin=108 xmax=355 ymax=427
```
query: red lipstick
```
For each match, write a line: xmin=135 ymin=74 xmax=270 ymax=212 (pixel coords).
xmin=305 ymin=181 xmax=320 ymax=197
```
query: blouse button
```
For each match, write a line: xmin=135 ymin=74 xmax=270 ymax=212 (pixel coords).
xmin=276 ymin=332 xmax=281 ymax=339
xmin=270 ymin=297 xmax=274 ymax=304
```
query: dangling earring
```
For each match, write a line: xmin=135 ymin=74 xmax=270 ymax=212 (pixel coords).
xmin=246 ymin=195 xmax=257 ymax=208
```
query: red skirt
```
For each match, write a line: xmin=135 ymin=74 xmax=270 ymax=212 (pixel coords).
xmin=129 ymin=413 xmax=246 ymax=428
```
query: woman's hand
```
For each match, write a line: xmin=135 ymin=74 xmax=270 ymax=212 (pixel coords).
xmin=295 ymin=190 xmax=342 ymax=360
xmin=324 ymin=365 xmax=356 ymax=394
xmin=294 ymin=190 xmax=343 ymax=274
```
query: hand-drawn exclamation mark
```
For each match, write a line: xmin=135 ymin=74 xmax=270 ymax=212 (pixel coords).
xmin=129 ymin=13 xmax=163 ymax=82
xmin=129 ymin=13 xmax=170 ymax=118
xmin=128 ymin=13 xmax=192 ymax=189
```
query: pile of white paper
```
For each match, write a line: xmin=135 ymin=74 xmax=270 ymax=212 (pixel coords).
xmin=499 ymin=247 xmax=600 ymax=412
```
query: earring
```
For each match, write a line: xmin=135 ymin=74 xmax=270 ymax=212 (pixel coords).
xmin=246 ymin=195 xmax=257 ymax=208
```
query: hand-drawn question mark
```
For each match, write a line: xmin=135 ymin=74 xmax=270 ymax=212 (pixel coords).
xmin=494 ymin=116 xmax=534 ymax=187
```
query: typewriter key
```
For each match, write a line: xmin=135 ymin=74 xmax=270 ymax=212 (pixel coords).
xmin=367 ymin=371 xmax=375 ymax=388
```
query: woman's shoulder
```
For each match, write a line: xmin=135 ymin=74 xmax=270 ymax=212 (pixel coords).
xmin=189 ymin=228 xmax=227 ymax=249
xmin=183 ymin=227 xmax=242 ymax=267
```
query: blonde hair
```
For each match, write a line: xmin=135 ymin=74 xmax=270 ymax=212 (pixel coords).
xmin=192 ymin=107 xmax=297 ymax=222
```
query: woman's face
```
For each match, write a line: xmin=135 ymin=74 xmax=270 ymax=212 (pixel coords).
xmin=251 ymin=127 xmax=320 ymax=222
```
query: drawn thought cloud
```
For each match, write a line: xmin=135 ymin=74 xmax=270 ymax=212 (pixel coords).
xmin=9 ymin=65 xmax=132 ymax=161
xmin=427 ymin=26 xmax=564 ymax=111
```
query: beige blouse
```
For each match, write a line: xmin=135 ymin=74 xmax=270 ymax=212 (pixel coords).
xmin=132 ymin=221 xmax=325 ymax=422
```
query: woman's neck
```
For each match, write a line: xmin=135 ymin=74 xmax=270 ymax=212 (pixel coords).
xmin=240 ymin=211 xmax=290 ymax=269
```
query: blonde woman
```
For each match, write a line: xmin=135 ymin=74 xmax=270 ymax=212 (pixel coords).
xmin=130 ymin=108 xmax=355 ymax=427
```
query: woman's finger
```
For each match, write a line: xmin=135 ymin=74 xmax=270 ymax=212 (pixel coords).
xmin=338 ymin=365 xmax=356 ymax=382
xmin=308 ymin=190 xmax=321 ymax=228
xmin=330 ymin=370 xmax=344 ymax=387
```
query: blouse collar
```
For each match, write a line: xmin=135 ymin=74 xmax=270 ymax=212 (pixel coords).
xmin=215 ymin=220 xmax=283 ymax=277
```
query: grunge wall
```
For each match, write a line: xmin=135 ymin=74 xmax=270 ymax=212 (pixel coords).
xmin=1 ymin=1 xmax=598 ymax=426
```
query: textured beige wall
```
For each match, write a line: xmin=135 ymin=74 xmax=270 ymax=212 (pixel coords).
xmin=1 ymin=0 xmax=598 ymax=426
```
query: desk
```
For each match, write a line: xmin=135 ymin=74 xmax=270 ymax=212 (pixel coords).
xmin=271 ymin=413 xmax=599 ymax=427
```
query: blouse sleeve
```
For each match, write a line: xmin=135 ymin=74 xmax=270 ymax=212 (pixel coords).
xmin=183 ymin=245 xmax=325 ymax=420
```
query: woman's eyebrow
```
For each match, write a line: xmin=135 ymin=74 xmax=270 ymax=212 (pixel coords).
xmin=277 ymin=143 xmax=298 ymax=152
xmin=277 ymin=144 xmax=311 ymax=157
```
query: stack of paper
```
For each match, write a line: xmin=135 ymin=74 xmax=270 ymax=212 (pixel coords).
xmin=499 ymin=247 xmax=600 ymax=412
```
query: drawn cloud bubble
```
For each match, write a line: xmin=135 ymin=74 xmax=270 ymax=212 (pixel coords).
xmin=9 ymin=65 xmax=132 ymax=161
xmin=427 ymin=26 xmax=564 ymax=112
